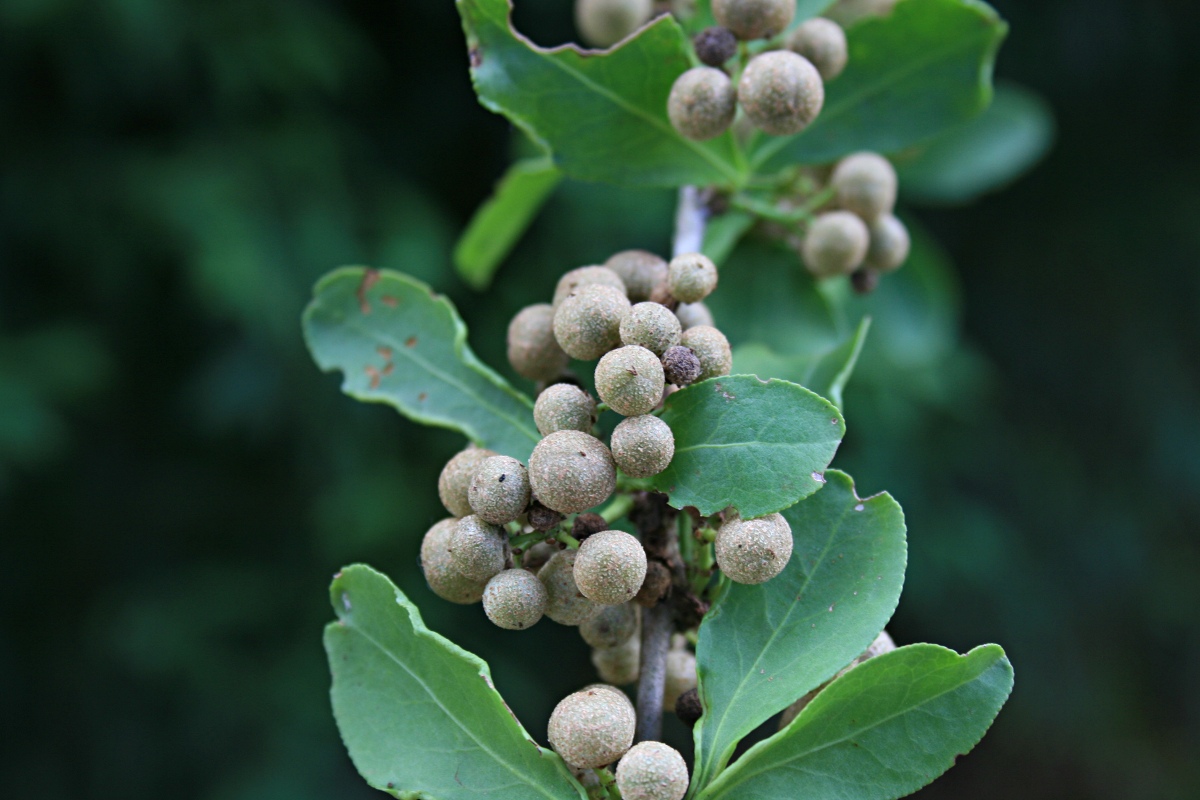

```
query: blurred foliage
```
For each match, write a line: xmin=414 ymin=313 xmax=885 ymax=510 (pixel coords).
xmin=0 ymin=1 xmax=1197 ymax=800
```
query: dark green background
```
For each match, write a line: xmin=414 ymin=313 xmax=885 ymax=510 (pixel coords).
xmin=2 ymin=1 xmax=1197 ymax=798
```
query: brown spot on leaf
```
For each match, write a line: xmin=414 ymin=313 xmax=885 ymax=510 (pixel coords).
xmin=418 ymin=392 xmax=428 ymax=402
xmin=357 ymin=269 xmax=381 ymax=314
xmin=377 ymin=346 xmax=393 ymax=359
xmin=382 ymin=363 xmax=394 ymax=376
xmin=381 ymin=295 xmax=399 ymax=308
xmin=469 ymin=47 xmax=482 ymax=68
xmin=365 ymin=365 xmax=381 ymax=390
xmin=405 ymin=336 xmax=418 ymax=348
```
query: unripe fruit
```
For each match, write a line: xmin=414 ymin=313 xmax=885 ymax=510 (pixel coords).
xmin=580 ymin=602 xmax=639 ymax=648
xmin=468 ymin=456 xmax=531 ymax=525
xmin=738 ymin=50 xmax=825 ymax=136
xmin=529 ymin=430 xmax=617 ymax=514
xmin=554 ymin=284 xmax=631 ymax=360
xmin=535 ymin=383 xmax=597 ymax=436
xmin=575 ymin=0 xmax=654 ymax=48
xmin=611 ymin=415 xmax=675 ymax=478
xmin=675 ymin=301 xmax=714 ymax=330
xmin=825 ymin=0 xmax=898 ymax=27
xmin=661 ymin=345 xmax=702 ymax=387
xmin=438 ymin=447 xmax=496 ymax=517
xmin=483 ymin=568 xmax=548 ymax=630
xmin=595 ymin=345 xmax=665 ymax=417
xmin=508 ymin=304 xmax=571 ymax=382
xmin=620 ymin=302 xmax=682 ymax=356
xmin=634 ymin=560 xmax=672 ymax=607
xmin=616 ymin=741 xmax=689 ymax=800
xmin=679 ymin=325 xmax=732 ymax=381
xmin=693 ymin=26 xmax=738 ymax=66
xmin=548 ymin=686 xmax=636 ymax=769
xmin=712 ymin=0 xmax=794 ymax=40
xmin=663 ymin=649 xmax=697 ymax=713
xmin=667 ymin=252 xmax=718 ymax=304
xmin=675 ymin=688 xmax=703 ymax=727
xmin=592 ymin=634 xmax=640 ymax=684
xmin=449 ymin=515 xmax=509 ymax=583
xmin=786 ymin=17 xmax=849 ymax=81
xmin=522 ymin=539 xmax=560 ymax=572
xmin=582 ymin=682 xmax=635 ymax=712
xmin=802 ymin=211 xmax=870 ymax=278
xmin=575 ymin=530 xmax=649 ymax=605
xmin=553 ymin=265 xmax=627 ymax=308
xmin=865 ymin=213 xmax=910 ymax=272
xmin=605 ymin=250 xmax=668 ymax=302
xmin=667 ymin=67 xmax=737 ymax=141
xmin=715 ymin=512 xmax=793 ymax=584
xmin=831 ymin=152 xmax=898 ymax=220
xmin=539 ymin=549 xmax=600 ymax=625
xmin=420 ymin=519 xmax=488 ymax=604
xmin=573 ymin=512 xmax=610 ymax=540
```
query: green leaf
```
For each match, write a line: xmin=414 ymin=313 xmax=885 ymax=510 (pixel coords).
xmin=303 ymin=267 xmax=540 ymax=461
xmin=454 ymin=157 xmax=563 ymax=290
xmin=698 ymin=644 xmax=1014 ymax=800
xmin=701 ymin=210 xmax=756 ymax=266
xmin=458 ymin=0 xmax=744 ymax=187
xmin=751 ymin=0 xmax=1008 ymax=170
xmin=898 ymin=82 xmax=1055 ymax=204
xmin=690 ymin=471 xmax=907 ymax=793
xmin=651 ymin=376 xmax=845 ymax=517
xmin=733 ymin=316 xmax=871 ymax=409
xmin=326 ymin=565 xmax=586 ymax=800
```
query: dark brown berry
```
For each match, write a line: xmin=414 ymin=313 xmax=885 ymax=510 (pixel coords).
xmin=573 ymin=512 xmax=609 ymax=540
xmin=634 ymin=560 xmax=673 ymax=607
xmin=851 ymin=267 xmax=881 ymax=295
xmin=662 ymin=345 xmax=702 ymax=387
xmin=529 ymin=501 xmax=565 ymax=532
xmin=694 ymin=26 xmax=738 ymax=67
xmin=675 ymin=688 xmax=703 ymax=727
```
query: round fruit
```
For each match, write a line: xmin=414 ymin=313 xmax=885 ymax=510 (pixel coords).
xmin=693 ymin=25 xmax=738 ymax=66
xmin=831 ymin=151 xmax=897 ymax=220
xmin=786 ymin=18 xmax=848 ymax=81
xmin=448 ymin=515 xmax=508 ymax=583
xmin=606 ymin=250 xmax=668 ymax=302
xmin=595 ymin=345 xmax=665 ymax=417
xmin=529 ymin=430 xmax=617 ymax=514
xmin=712 ymin=0 xmax=795 ymax=40
xmin=468 ymin=456 xmax=531 ymax=525
xmin=539 ymin=549 xmax=599 ymax=626
xmin=865 ymin=213 xmax=910 ymax=272
xmin=592 ymin=634 xmax=641 ymax=684
xmin=554 ymin=284 xmax=631 ymax=360
xmin=679 ymin=325 xmax=732 ymax=381
xmin=667 ymin=67 xmax=737 ymax=141
xmin=802 ymin=211 xmax=870 ymax=278
xmin=738 ymin=50 xmax=825 ymax=136
xmin=553 ymin=265 xmax=627 ymax=308
xmin=483 ymin=569 xmax=548 ymax=630
xmin=667 ymin=252 xmax=718 ymax=303
xmin=548 ymin=685 xmax=636 ymax=769
xmin=580 ymin=602 xmax=639 ymax=648
xmin=611 ymin=415 xmax=675 ymax=478
xmin=575 ymin=0 xmax=654 ymax=48
xmin=438 ymin=447 xmax=495 ymax=518
xmin=661 ymin=345 xmax=702 ymax=387
xmin=675 ymin=301 xmax=714 ymax=330
xmin=420 ymin=519 xmax=488 ymax=604
xmin=663 ymin=649 xmax=697 ymax=713
xmin=508 ymin=304 xmax=571 ymax=382
xmin=616 ymin=741 xmax=689 ymax=800
xmin=574 ymin=530 xmax=649 ymax=605
xmin=825 ymin=0 xmax=898 ymax=27
xmin=620 ymin=302 xmax=682 ymax=356
xmin=534 ymin=383 xmax=597 ymax=436
xmin=714 ymin=513 xmax=793 ymax=584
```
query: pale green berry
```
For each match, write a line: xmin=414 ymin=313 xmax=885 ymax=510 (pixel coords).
xmin=712 ymin=0 xmax=795 ymax=40
xmin=592 ymin=634 xmax=641 ymax=685
xmin=595 ymin=345 xmax=665 ymax=417
xmin=663 ymin=648 xmax=697 ymax=712
xmin=483 ymin=568 xmax=548 ymax=630
xmin=575 ymin=0 xmax=654 ymax=48
xmin=675 ymin=301 xmax=714 ymax=330
xmin=529 ymin=430 xmax=617 ymax=514
xmin=786 ymin=17 xmax=848 ymax=81
xmin=539 ymin=549 xmax=600 ymax=626
xmin=831 ymin=152 xmax=898 ymax=220
xmin=738 ymin=50 xmax=824 ymax=136
xmin=548 ymin=685 xmax=636 ymax=769
xmin=521 ymin=540 xmax=559 ymax=573
xmin=468 ymin=455 xmax=531 ymax=525
xmin=582 ymin=682 xmax=635 ymax=712
xmin=611 ymin=415 xmax=675 ymax=478
xmin=508 ymin=303 xmax=571 ymax=382
xmin=667 ymin=252 xmax=718 ymax=304
xmin=575 ymin=530 xmax=648 ymax=605
xmin=535 ymin=383 xmax=597 ymax=436
xmin=554 ymin=284 xmax=632 ymax=360
xmin=553 ymin=265 xmax=627 ymax=309
xmin=715 ymin=513 xmax=792 ymax=584
xmin=679 ymin=325 xmax=732 ymax=381
xmin=865 ymin=213 xmax=911 ymax=272
xmin=667 ymin=67 xmax=737 ymax=141
xmin=606 ymin=250 xmax=668 ymax=302
xmin=580 ymin=602 xmax=639 ymax=648
xmin=620 ymin=302 xmax=682 ymax=356
xmin=616 ymin=741 xmax=689 ymax=800
xmin=420 ymin=518 xmax=488 ymax=604
xmin=824 ymin=0 xmax=898 ymax=27
xmin=802 ymin=211 xmax=870 ymax=278
xmin=449 ymin=515 xmax=508 ymax=583
xmin=437 ymin=447 xmax=495 ymax=518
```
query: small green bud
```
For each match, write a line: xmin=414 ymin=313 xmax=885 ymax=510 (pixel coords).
xmin=449 ymin=515 xmax=509 ymax=583
xmin=508 ymin=303 xmax=571 ymax=382
xmin=575 ymin=530 xmax=648 ymax=605
xmin=575 ymin=0 xmax=654 ymax=48
xmin=595 ymin=345 xmax=665 ymax=417
xmin=675 ymin=301 xmax=714 ymax=330
xmin=620 ymin=302 xmax=683 ymax=355
xmin=554 ymin=284 xmax=631 ymax=361
xmin=865 ymin=213 xmax=910 ymax=272
xmin=786 ymin=18 xmax=848 ymax=81
xmin=535 ymin=383 xmax=598 ymax=436
xmin=605 ymin=250 xmax=668 ymax=303
xmin=539 ymin=549 xmax=599 ymax=626
xmin=802 ymin=211 xmax=870 ymax=278
xmin=580 ymin=602 xmax=639 ymax=648
xmin=548 ymin=685 xmax=636 ymax=769
xmin=693 ymin=26 xmax=738 ymax=66
xmin=667 ymin=252 xmax=718 ymax=304
xmin=420 ymin=519 xmax=488 ymax=604
xmin=667 ymin=67 xmax=737 ymax=141
xmin=663 ymin=649 xmax=697 ymax=713
xmin=529 ymin=430 xmax=617 ymax=514
xmin=712 ymin=0 xmax=795 ymax=40
xmin=738 ymin=50 xmax=824 ymax=136
xmin=616 ymin=741 xmax=689 ymax=800
xmin=592 ymin=634 xmax=640 ymax=684
xmin=679 ymin=325 xmax=732 ymax=381
xmin=831 ymin=151 xmax=898 ymax=220
xmin=437 ymin=447 xmax=495 ymax=518
xmin=715 ymin=512 xmax=793 ymax=584
xmin=468 ymin=455 xmax=531 ymax=525
xmin=611 ymin=415 xmax=675 ymax=478
xmin=483 ymin=568 xmax=548 ymax=630
xmin=553 ymin=265 xmax=627 ymax=308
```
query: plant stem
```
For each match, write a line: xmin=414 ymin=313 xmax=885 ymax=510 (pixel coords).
xmin=636 ymin=602 xmax=672 ymax=743
xmin=599 ymin=493 xmax=635 ymax=524
xmin=673 ymin=186 xmax=709 ymax=257
xmin=555 ymin=531 xmax=581 ymax=549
